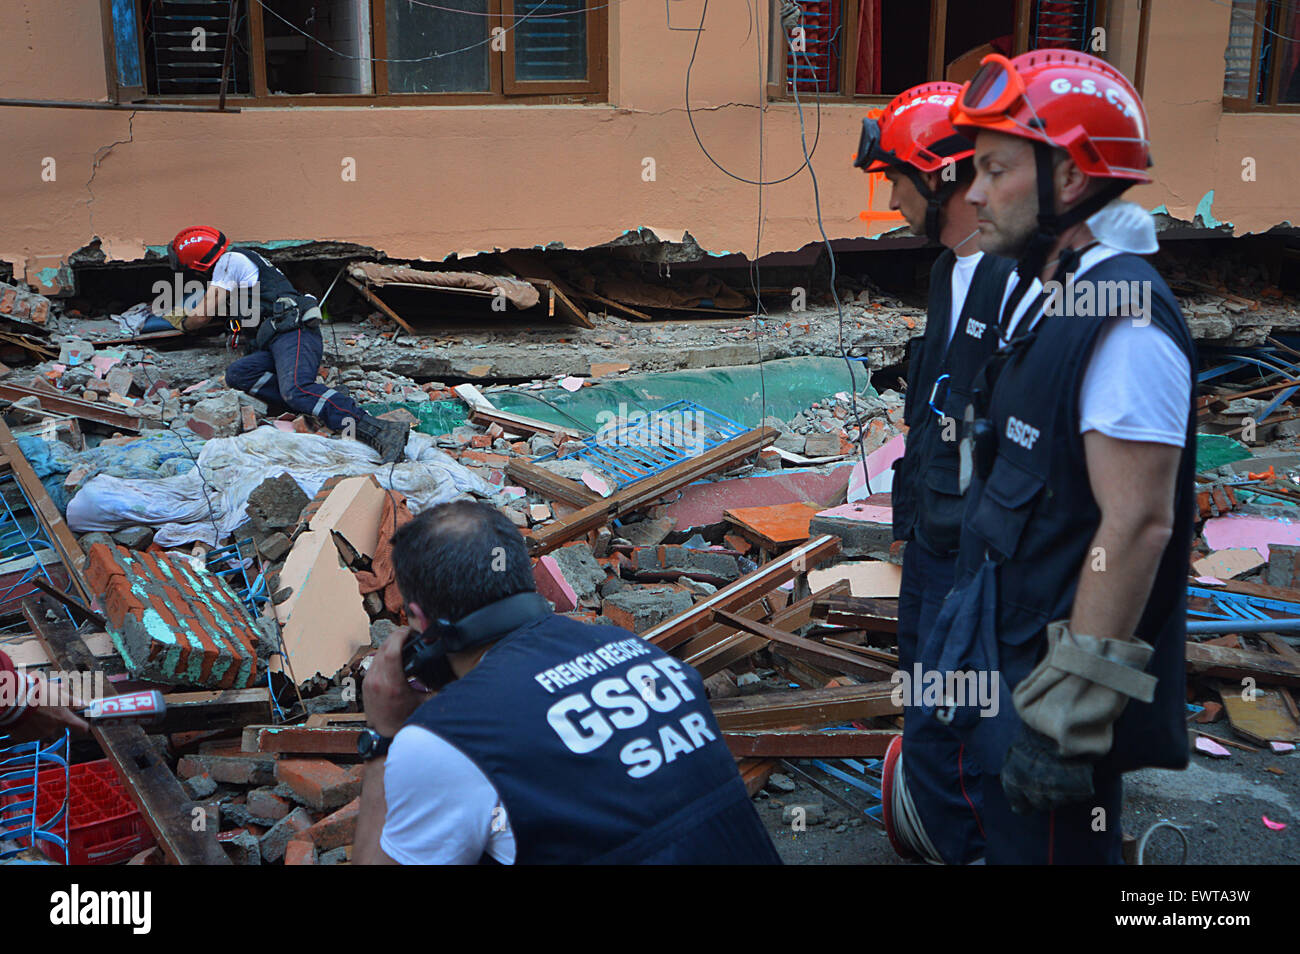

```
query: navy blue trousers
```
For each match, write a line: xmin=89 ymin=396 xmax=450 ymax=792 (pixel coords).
xmin=982 ymin=769 xmax=1124 ymax=864
xmin=897 ymin=538 xmax=986 ymax=864
xmin=225 ymin=325 xmax=364 ymax=432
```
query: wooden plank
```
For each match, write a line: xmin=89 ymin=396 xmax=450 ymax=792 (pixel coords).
xmin=736 ymin=757 xmax=777 ymax=797
xmin=531 ymin=278 xmax=593 ymax=329
xmin=242 ymin=724 xmax=365 ymax=756
xmin=0 ymin=382 xmax=143 ymax=432
xmin=724 ymin=729 xmax=898 ymax=758
xmin=811 ymin=594 xmax=899 ymax=633
xmin=1217 ymin=686 xmax=1300 ymax=745
xmin=723 ymin=502 xmax=821 ymax=550
xmin=25 ymin=596 xmax=230 ymax=865
xmin=1185 ymin=640 xmax=1300 ymax=688
xmin=645 ymin=535 xmax=842 ymax=652
xmin=470 ymin=407 xmax=582 ymax=443
xmin=711 ymin=683 xmax=900 ymax=731
xmin=715 ymin=610 xmax=896 ymax=682
xmin=161 ymin=687 xmax=273 ymax=733
xmin=686 ymin=582 xmax=851 ymax=676
xmin=0 ymin=418 xmax=92 ymax=600
xmin=527 ymin=427 xmax=781 ymax=555
xmin=506 ymin=458 xmax=601 ymax=508
xmin=347 ymin=277 xmax=416 ymax=334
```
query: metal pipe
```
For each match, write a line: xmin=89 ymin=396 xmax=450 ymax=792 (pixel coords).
xmin=1187 ymin=617 xmax=1300 ymax=635
xmin=0 ymin=99 xmax=239 ymax=113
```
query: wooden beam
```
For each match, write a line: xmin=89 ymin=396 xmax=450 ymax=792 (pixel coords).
xmin=25 ymin=597 xmax=230 ymax=865
xmin=724 ymin=729 xmax=898 ymax=758
xmin=527 ymin=427 xmax=781 ymax=555
xmin=506 ymin=458 xmax=601 ymax=508
xmin=686 ymin=581 xmax=851 ymax=677
xmin=471 ymin=407 xmax=583 ymax=443
xmin=242 ymin=724 xmax=365 ymax=756
xmin=161 ymin=687 xmax=273 ymax=733
xmin=347 ymin=277 xmax=417 ymax=334
xmin=711 ymin=682 xmax=900 ymax=731
xmin=0 ymin=382 xmax=144 ymax=432
xmin=715 ymin=610 xmax=896 ymax=682
xmin=1185 ymin=639 xmax=1300 ymax=688
xmin=644 ymin=534 xmax=842 ymax=653
xmin=811 ymin=594 xmax=899 ymax=633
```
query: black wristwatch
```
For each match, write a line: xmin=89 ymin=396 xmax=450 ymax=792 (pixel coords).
xmin=358 ymin=728 xmax=393 ymax=761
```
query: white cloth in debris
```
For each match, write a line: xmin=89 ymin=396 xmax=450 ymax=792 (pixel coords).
xmin=66 ymin=426 xmax=494 ymax=547
xmin=381 ymin=724 xmax=517 ymax=865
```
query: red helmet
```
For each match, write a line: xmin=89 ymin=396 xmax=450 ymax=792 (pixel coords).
xmin=854 ymin=82 xmax=974 ymax=176
xmin=854 ymin=83 xmax=975 ymax=243
xmin=948 ymin=50 xmax=1151 ymax=183
xmin=168 ymin=226 xmax=229 ymax=275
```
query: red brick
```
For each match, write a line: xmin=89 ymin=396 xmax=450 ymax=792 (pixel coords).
xmin=461 ymin=450 xmax=509 ymax=466
xmin=247 ymin=788 xmax=291 ymax=822
xmin=85 ymin=543 xmax=125 ymax=594
xmin=469 ymin=434 xmax=492 ymax=448
xmin=105 ymin=576 xmax=145 ymax=630
xmin=284 ymin=839 xmax=318 ymax=865
xmin=276 ymin=759 xmax=361 ymax=811
xmin=296 ymin=798 xmax=360 ymax=852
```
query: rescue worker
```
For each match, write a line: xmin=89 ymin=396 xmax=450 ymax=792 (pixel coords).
xmin=163 ymin=226 xmax=410 ymax=463
xmin=0 ymin=649 xmax=89 ymax=743
xmin=854 ymin=83 xmax=1015 ymax=865
xmin=927 ymin=50 xmax=1194 ymax=863
xmin=354 ymin=500 xmax=781 ymax=865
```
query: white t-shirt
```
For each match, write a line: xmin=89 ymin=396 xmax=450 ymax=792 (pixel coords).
xmin=946 ymin=250 xmax=984 ymax=344
xmin=1002 ymin=243 xmax=1190 ymax=447
xmin=208 ymin=251 xmax=260 ymax=293
xmin=380 ymin=724 xmax=517 ymax=865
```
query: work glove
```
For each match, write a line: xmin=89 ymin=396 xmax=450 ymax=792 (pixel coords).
xmin=998 ymin=722 xmax=1092 ymax=816
xmin=1001 ymin=725 xmax=1096 ymax=814
xmin=1002 ymin=620 xmax=1157 ymax=814
xmin=160 ymin=308 xmax=188 ymax=331
xmin=1012 ymin=620 xmax=1156 ymax=759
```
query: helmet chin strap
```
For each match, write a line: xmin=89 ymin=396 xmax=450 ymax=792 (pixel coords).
xmin=998 ymin=141 xmax=1129 ymax=334
xmin=898 ymin=165 xmax=961 ymax=246
xmin=951 ymin=228 xmax=981 ymax=255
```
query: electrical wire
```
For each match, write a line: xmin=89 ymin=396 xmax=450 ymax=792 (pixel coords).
xmin=749 ymin=0 xmax=769 ymax=430
xmin=1208 ymin=0 xmax=1300 ymax=44
xmin=684 ymin=0 xmax=824 ymax=186
xmin=786 ymin=27 xmax=873 ymax=495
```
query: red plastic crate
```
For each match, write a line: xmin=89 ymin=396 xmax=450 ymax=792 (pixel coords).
xmin=0 ymin=758 xmax=154 ymax=865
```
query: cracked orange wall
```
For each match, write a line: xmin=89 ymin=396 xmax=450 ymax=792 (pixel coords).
xmin=0 ymin=0 xmax=1296 ymax=292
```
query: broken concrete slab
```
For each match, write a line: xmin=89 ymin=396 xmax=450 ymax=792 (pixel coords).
xmin=807 ymin=561 xmax=902 ymax=599
xmin=549 ymin=543 xmax=606 ymax=605
xmin=808 ymin=502 xmax=894 ymax=558
xmin=307 ymin=474 xmax=386 ymax=558
xmin=271 ymin=498 xmax=372 ymax=686
xmin=533 ymin=555 xmax=579 ymax=613
xmin=601 ymin=585 xmax=693 ymax=633
xmin=246 ymin=473 xmax=310 ymax=532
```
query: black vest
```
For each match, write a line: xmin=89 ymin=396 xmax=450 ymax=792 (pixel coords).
xmin=955 ymin=253 xmax=1196 ymax=773
xmin=893 ymin=251 xmax=1015 ymax=554
xmin=406 ymin=614 xmax=781 ymax=865
xmin=226 ymin=247 xmax=319 ymax=351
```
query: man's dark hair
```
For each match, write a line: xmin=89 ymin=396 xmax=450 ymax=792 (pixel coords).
xmin=391 ymin=500 xmax=536 ymax=623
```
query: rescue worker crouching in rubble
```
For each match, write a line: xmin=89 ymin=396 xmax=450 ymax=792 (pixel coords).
xmin=926 ymin=50 xmax=1194 ymax=863
xmin=353 ymin=500 xmax=781 ymax=865
xmin=163 ymin=226 xmax=410 ymax=463
xmin=854 ymin=83 xmax=1016 ymax=865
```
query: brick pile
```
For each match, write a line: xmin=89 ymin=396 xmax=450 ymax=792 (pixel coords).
xmin=86 ymin=543 xmax=261 ymax=689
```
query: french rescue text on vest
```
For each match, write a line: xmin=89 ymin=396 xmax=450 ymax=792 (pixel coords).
xmin=538 ymin=637 xmax=719 ymax=778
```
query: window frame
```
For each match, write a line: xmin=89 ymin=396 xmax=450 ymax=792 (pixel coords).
xmin=127 ymin=0 xmax=608 ymax=107
xmin=1222 ymin=0 xmax=1300 ymax=113
xmin=765 ymin=0 xmax=1111 ymax=105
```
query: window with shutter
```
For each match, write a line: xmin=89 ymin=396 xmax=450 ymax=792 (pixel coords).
xmin=143 ymin=0 xmax=251 ymax=96
xmin=787 ymin=0 xmax=841 ymax=93
xmin=1030 ymin=0 xmax=1096 ymax=51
